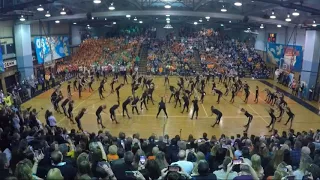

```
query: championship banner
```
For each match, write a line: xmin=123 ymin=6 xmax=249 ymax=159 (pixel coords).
xmin=0 ymin=45 xmax=4 ymax=73
xmin=267 ymin=43 xmax=303 ymax=72
xmin=34 ymin=36 xmax=70 ymax=64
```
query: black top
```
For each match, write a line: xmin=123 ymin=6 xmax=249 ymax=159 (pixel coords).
xmin=115 ymin=85 xmax=122 ymax=91
xmin=244 ymin=111 xmax=252 ymax=117
xmin=170 ymin=86 xmax=175 ymax=92
xmin=269 ymin=111 xmax=276 ymax=118
xmin=192 ymin=100 xmax=199 ymax=109
xmin=68 ymin=102 xmax=73 ymax=110
xmin=96 ymin=106 xmax=103 ymax=114
xmin=175 ymin=91 xmax=180 ymax=99
xmin=141 ymin=92 xmax=148 ymax=99
xmin=287 ymin=109 xmax=294 ymax=116
xmin=182 ymin=95 xmax=189 ymax=103
xmin=73 ymin=80 xmax=77 ymax=85
xmin=159 ymin=101 xmax=166 ymax=108
xmin=61 ymin=99 xmax=69 ymax=106
xmin=110 ymin=104 xmax=119 ymax=111
xmin=215 ymin=89 xmax=223 ymax=95
xmin=123 ymin=98 xmax=131 ymax=106
xmin=67 ymin=85 xmax=71 ymax=92
xmin=77 ymin=111 xmax=85 ymax=119
xmin=132 ymin=98 xmax=139 ymax=105
xmin=256 ymin=89 xmax=259 ymax=95
xmin=212 ymin=108 xmax=222 ymax=116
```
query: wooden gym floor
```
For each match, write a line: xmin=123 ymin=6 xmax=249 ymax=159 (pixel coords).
xmin=22 ymin=76 xmax=320 ymax=139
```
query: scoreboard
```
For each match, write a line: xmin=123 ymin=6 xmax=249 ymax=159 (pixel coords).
xmin=268 ymin=33 xmax=277 ymax=43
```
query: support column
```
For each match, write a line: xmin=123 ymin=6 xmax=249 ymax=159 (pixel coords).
xmin=14 ymin=24 xmax=33 ymax=81
xmin=301 ymin=30 xmax=320 ymax=89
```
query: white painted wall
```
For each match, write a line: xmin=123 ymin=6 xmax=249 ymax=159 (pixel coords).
xmin=31 ymin=21 xmax=69 ymax=36
xmin=71 ymin=25 xmax=82 ymax=45
xmin=0 ymin=20 xmax=14 ymax=44
xmin=255 ymin=26 xmax=306 ymax=51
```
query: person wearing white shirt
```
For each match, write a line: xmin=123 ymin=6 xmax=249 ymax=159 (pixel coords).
xmin=47 ymin=112 xmax=57 ymax=127
xmin=213 ymin=157 xmax=238 ymax=180
xmin=171 ymin=150 xmax=194 ymax=174
xmin=12 ymin=113 xmax=20 ymax=131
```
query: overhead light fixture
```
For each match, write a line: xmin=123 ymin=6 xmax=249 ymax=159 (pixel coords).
xmin=134 ymin=17 xmax=137 ymax=21
xmin=60 ymin=8 xmax=66 ymax=15
xmin=105 ymin=18 xmax=107 ymax=20
xmin=199 ymin=19 xmax=203 ymax=22
xmin=167 ymin=20 xmax=170 ymax=24
xmin=73 ymin=22 xmax=77 ymax=25
xmin=87 ymin=24 xmax=90 ymax=27
xmin=285 ymin=13 xmax=291 ymax=22
xmin=156 ymin=18 xmax=158 ymax=20
xmin=45 ymin=11 xmax=51 ymax=17
xmin=164 ymin=24 xmax=173 ymax=29
xmin=260 ymin=24 xmax=264 ymax=29
xmin=221 ymin=24 xmax=224 ymax=26
xmin=229 ymin=20 xmax=232 ymax=23
xmin=139 ymin=21 xmax=143 ymax=24
xmin=166 ymin=18 xmax=170 ymax=21
xmin=234 ymin=1 xmax=242 ymax=6
xmin=19 ymin=15 xmax=25 ymax=21
xmin=93 ymin=0 xmax=101 ymax=4
xmin=248 ymin=27 xmax=250 ymax=30
xmin=292 ymin=9 xmax=299 ymax=16
xmin=164 ymin=4 xmax=171 ymax=9
xmin=113 ymin=22 xmax=116 ymax=24
xmin=109 ymin=3 xmax=115 ymax=10
xmin=92 ymin=17 xmax=94 ymax=20
xmin=270 ymin=10 xmax=276 ymax=19
xmin=37 ymin=4 xmax=44 ymax=11
xmin=166 ymin=15 xmax=170 ymax=17
xmin=205 ymin=16 xmax=210 ymax=21
xmin=194 ymin=22 xmax=198 ymax=25
xmin=312 ymin=20 xmax=317 ymax=27
xmin=277 ymin=24 xmax=281 ymax=28
xmin=55 ymin=20 xmax=60 ymax=23
xmin=221 ymin=5 xmax=227 ymax=12
xmin=126 ymin=15 xmax=131 ymax=18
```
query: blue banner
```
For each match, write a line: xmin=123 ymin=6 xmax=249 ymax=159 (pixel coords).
xmin=0 ymin=45 xmax=4 ymax=73
xmin=267 ymin=43 xmax=303 ymax=72
xmin=34 ymin=36 xmax=70 ymax=64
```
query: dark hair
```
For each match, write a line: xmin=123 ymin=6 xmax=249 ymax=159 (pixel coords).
xmin=132 ymin=143 xmax=140 ymax=155
xmin=51 ymin=150 xmax=62 ymax=165
xmin=145 ymin=160 xmax=161 ymax=180
xmin=117 ymin=148 xmax=125 ymax=159
xmin=198 ymin=160 xmax=209 ymax=175
xmin=187 ymin=152 xmax=197 ymax=162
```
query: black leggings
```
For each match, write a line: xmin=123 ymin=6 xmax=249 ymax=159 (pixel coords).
xmin=191 ymin=108 xmax=199 ymax=119
xmin=157 ymin=107 xmax=168 ymax=117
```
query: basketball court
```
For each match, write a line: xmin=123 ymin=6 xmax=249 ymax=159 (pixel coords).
xmin=22 ymin=76 xmax=320 ymax=139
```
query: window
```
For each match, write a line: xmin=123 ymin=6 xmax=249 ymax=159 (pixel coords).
xmin=6 ymin=43 xmax=15 ymax=54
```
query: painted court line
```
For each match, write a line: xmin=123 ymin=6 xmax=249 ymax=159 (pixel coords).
xmin=194 ymin=89 xmax=208 ymax=117
xmin=248 ymin=104 xmax=269 ymax=125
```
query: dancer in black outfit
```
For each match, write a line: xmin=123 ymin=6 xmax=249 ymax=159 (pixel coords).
xmin=98 ymin=83 xmax=105 ymax=100
xmin=164 ymin=74 xmax=169 ymax=86
xmin=73 ymin=79 xmax=78 ymax=91
xmin=241 ymin=108 xmax=253 ymax=132
xmin=147 ymin=83 xmax=155 ymax=105
xmin=96 ymin=105 xmax=106 ymax=128
xmin=277 ymin=103 xmax=285 ymax=122
xmin=230 ymin=88 xmax=236 ymax=103
xmin=140 ymin=90 xmax=148 ymax=110
xmin=211 ymin=82 xmax=216 ymax=95
xmin=168 ymin=86 xmax=175 ymax=103
xmin=67 ymin=100 xmax=75 ymax=124
xmin=181 ymin=93 xmax=189 ymax=113
xmin=115 ymin=83 xmax=124 ymax=100
xmin=156 ymin=97 xmax=168 ymax=118
xmin=78 ymin=80 xmax=83 ymax=98
xmin=123 ymin=73 xmax=128 ymax=84
xmin=54 ymin=92 xmax=63 ymax=113
xmin=214 ymin=88 xmax=223 ymax=104
xmin=67 ymin=81 xmax=71 ymax=96
xmin=244 ymin=84 xmax=250 ymax=103
xmin=254 ymin=86 xmax=259 ymax=103
xmin=211 ymin=106 xmax=223 ymax=127
xmin=267 ymin=108 xmax=276 ymax=132
xmin=191 ymin=98 xmax=199 ymax=120
xmin=110 ymin=78 xmax=116 ymax=93
xmin=88 ymin=76 xmax=94 ymax=92
xmin=174 ymin=90 xmax=181 ymax=108
xmin=109 ymin=102 xmax=120 ymax=124
xmin=284 ymin=107 xmax=295 ymax=129
xmin=224 ymin=82 xmax=229 ymax=96
xmin=61 ymin=97 xmax=70 ymax=116
xmin=51 ymin=90 xmax=58 ymax=107
xmin=75 ymin=108 xmax=86 ymax=131
xmin=100 ymin=78 xmax=106 ymax=92
xmin=131 ymin=96 xmax=140 ymax=115
xmin=122 ymin=96 xmax=132 ymax=119
xmin=199 ymin=90 xmax=206 ymax=104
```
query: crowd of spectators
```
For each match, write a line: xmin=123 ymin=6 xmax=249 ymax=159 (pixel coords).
xmin=0 ymin=100 xmax=320 ymax=180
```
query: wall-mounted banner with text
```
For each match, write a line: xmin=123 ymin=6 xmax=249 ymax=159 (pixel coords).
xmin=0 ymin=46 xmax=4 ymax=73
xmin=34 ymin=36 xmax=70 ymax=64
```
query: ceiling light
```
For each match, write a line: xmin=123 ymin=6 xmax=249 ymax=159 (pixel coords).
xmin=199 ymin=19 xmax=203 ymax=22
xmin=166 ymin=18 xmax=170 ymax=21
xmin=285 ymin=14 xmax=291 ymax=22
xmin=109 ymin=3 xmax=115 ymax=10
xmin=60 ymin=8 xmax=66 ymax=15
xmin=221 ymin=5 xmax=227 ymax=12
xmin=113 ymin=22 xmax=116 ymax=24
xmin=164 ymin=4 xmax=171 ymax=9
xmin=87 ymin=24 xmax=90 ymax=27
xmin=55 ymin=20 xmax=60 ymax=23
xmin=312 ymin=20 xmax=317 ymax=27
xmin=139 ymin=21 xmax=143 ymax=24
xmin=234 ymin=1 xmax=242 ymax=6
xmin=270 ymin=11 xmax=276 ymax=19
xmin=167 ymin=20 xmax=170 ymax=24
xmin=277 ymin=24 xmax=281 ymax=28
xmin=229 ymin=20 xmax=232 ymax=23
xmin=134 ymin=17 xmax=137 ymax=21
xmin=260 ymin=24 xmax=264 ymax=29
xmin=205 ymin=16 xmax=210 ymax=20
xmin=248 ymin=27 xmax=250 ymax=30
xmin=73 ymin=22 xmax=77 ymax=25
xmin=164 ymin=24 xmax=173 ymax=29
xmin=92 ymin=17 xmax=94 ymax=20
xmin=126 ymin=15 xmax=131 ymax=18
xmin=105 ymin=18 xmax=107 ymax=20
xmin=37 ymin=4 xmax=44 ymax=11
xmin=292 ymin=9 xmax=299 ymax=16
xmin=194 ymin=22 xmax=198 ymax=25
xmin=93 ymin=0 xmax=101 ymax=4
xmin=19 ymin=15 xmax=25 ymax=21
xmin=166 ymin=15 xmax=170 ymax=17
xmin=156 ymin=18 xmax=158 ymax=20
xmin=45 ymin=11 xmax=51 ymax=17
xmin=221 ymin=24 xmax=224 ymax=26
